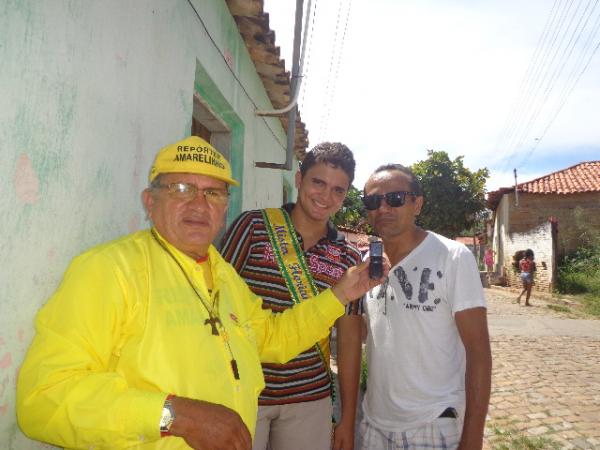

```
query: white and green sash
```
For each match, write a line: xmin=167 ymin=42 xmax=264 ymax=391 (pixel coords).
xmin=261 ymin=208 xmax=335 ymax=400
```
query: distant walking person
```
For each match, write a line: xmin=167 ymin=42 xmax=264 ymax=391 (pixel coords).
xmin=484 ymin=247 xmax=495 ymax=280
xmin=517 ymin=249 xmax=536 ymax=306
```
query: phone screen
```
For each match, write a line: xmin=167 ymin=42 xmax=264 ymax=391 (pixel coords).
xmin=368 ymin=240 xmax=384 ymax=279
xmin=369 ymin=241 xmax=383 ymax=257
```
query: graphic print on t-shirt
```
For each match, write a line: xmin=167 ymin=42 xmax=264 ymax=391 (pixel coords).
xmin=369 ymin=265 xmax=444 ymax=314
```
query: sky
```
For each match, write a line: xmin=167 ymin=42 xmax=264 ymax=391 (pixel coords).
xmin=263 ymin=0 xmax=600 ymax=192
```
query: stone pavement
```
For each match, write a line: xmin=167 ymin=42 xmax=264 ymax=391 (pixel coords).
xmin=332 ymin=287 xmax=600 ymax=449
xmin=485 ymin=287 xmax=600 ymax=449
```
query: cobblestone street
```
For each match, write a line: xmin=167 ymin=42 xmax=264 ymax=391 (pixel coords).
xmin=485 ymin=287 xmax=600 ymax=449
xmin=333 ymin=287 xmax=600 ymax=449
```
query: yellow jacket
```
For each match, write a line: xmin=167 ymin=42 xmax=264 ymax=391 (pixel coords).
xmin=17 ymin=229 xmax=343 ymax=449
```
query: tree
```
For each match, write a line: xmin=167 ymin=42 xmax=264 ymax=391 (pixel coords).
xmin=412 ymin=150 xmax=489 ymax=239
xmin=332 ymin=185 xmax=371 ymax=232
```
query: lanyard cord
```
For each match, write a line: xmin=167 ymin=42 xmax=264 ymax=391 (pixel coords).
xmin=151 ymin=229 xmax=216 ymax=315
xmin=150 ymin=229 xmax=240 ymax=379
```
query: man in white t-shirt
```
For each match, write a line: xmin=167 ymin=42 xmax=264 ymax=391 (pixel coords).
xmin=359 ymin=164 xmax=492 ymax=450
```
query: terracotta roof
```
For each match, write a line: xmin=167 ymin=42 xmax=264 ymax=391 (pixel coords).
xmin=225 ymin=0 xmax=309 ymax=158
xmin=487 ymin=161 xmax=600 ymax=210
xmin=337 ymin=225 xmax=371 ymax=252
xmin=455 ymin=236 xmax=476 ymax=246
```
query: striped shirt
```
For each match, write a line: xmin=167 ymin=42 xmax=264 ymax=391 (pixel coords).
xmin=221 ymin=204 xmax=362 ymax=405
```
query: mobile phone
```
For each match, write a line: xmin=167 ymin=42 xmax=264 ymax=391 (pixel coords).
xmin=369 ymin=238 xmax=383 ymax=279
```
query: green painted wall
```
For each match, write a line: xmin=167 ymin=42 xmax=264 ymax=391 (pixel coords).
xmin=0 ymin=0 xmax=295 ymax=447
xmin=193 ymin=61 xmax=245 ymax=223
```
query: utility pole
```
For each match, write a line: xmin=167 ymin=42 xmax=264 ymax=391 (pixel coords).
xmin=513 ymin=168 xmax=519 ymax=207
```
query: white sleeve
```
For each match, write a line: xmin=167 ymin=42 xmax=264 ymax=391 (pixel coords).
xmin=447 ymin=246 xmax=487 ymax=315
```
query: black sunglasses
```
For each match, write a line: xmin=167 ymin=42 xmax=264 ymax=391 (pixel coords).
xmin=361 ymin=191 xmax=418 ymax=211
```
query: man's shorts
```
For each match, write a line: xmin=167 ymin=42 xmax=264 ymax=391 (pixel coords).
xmin=358 ymin=415 xmax=462 ymax=450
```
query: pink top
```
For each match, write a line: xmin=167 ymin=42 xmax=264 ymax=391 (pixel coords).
xmin=484 ymin=249 xmax=494 ymax=265
xmin=520 ymin=258 xmax=533 ymax=273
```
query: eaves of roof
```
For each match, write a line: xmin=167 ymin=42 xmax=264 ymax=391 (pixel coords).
xmin=225 ymin=0 xmax=309 ymax=159
xmin=486 ymin=160 xmax=600 ymax=211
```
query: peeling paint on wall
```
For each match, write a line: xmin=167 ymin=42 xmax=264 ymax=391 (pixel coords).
xmin=0 ymin=333 xmax=14 ymax=421
xmin=0 ymin=353 xmax=12 ymax=370
xmin=1 ymin=1 xmax=289 ymax=447
xmin=14 ymin=154 xmax=39 ymax=204
xmin=47 ymin=248 xmax=57 ymax=264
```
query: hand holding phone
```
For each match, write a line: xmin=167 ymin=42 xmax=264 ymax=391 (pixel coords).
xmin=368 ymin=237 xmax=383 ymax=280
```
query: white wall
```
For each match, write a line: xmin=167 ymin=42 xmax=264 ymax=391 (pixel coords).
xmin=503 ymin=221 xmax=554 ymax=290
xmin=0 ymin=1 xmax=294 ymax=447
xmin=492 ymin=194 xmax=554 ymax=291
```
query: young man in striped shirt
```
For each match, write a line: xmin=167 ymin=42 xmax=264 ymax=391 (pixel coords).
xmin=221 ymin=142 xmax=362 ymax=450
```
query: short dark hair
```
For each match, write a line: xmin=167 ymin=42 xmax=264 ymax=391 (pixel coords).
xmin=300 ymin=142 xmax=355 ymax=184
xmin=368 ymin=164 xmax=423 ymax=195
xmin=524 ymin=249 xmax=535 ymax=259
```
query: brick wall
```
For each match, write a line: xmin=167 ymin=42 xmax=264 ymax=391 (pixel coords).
xmin=492 ymin=191 xmax=600 ymax=292
xmin=508 ymin=191 xmax=600 ymax=256
xmin=502 ymin=220 xmax=554 ymax=292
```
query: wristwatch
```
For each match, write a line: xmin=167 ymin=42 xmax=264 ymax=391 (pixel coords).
xmin=160 ymin=395 xmax=175 ymax=437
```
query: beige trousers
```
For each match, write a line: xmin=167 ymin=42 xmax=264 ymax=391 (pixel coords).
xmin=252 ymin=396 xmax=333 ymax=450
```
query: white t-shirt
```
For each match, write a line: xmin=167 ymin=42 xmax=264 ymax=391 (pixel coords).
xmin=362 ymin=231 xmax=486 ymax=432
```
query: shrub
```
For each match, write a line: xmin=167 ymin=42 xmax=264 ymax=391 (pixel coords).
xmin=583 ymin=293 xmax=600 ymax=316
xmin=557 ymin=272 xmax=591 ymax=294
xmin=557 ymin=245 xmax=600 ymax=293
xmin=557 ymin=242 xmax=600 ymax=316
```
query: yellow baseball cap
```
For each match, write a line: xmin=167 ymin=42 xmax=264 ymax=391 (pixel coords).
xmin=149 ymin=136 xmax=239 ymax=186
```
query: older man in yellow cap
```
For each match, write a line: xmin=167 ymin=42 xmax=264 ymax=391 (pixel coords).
xmin=17 ymin=136 xmax=385 ymax=450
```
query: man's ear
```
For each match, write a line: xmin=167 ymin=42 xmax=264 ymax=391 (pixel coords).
xmin=142 ymin=189 xmax=154 ymax=220
xmin=294 ymin=170 xmax=302 ymax=189
xmin=413 ymin=195 xmax=424 ymax=216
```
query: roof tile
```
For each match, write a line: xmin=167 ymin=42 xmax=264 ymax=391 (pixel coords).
xmin=487 ymin=160 xmax=600 ymax=210
xmin=520 ymin=161 xmax=600 ymax=194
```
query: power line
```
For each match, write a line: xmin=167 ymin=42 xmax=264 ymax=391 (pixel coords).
xmin=318 ymin=0 xmax=353 ymax=141
xmin=299 ymin=0 xmax=320 ymax=114
xmin=501 ymin=0 xmax=576 ymax=167
xmin=518 ymin=1 xmax=600 ymax=167
xmin=497 ymin=0 xmax=569 ymax=165
xmin=185 ymin=0 xmax=287 ymax=150
xmin=509 ymin=0 xmax=586 ymax=159
xmin=493 ymin=0 xmax=600 ymax=172
xmin=494 ymin=0 xmax=562 ymax=156
xmin=317 ymin=0 xmax=346 ymax=141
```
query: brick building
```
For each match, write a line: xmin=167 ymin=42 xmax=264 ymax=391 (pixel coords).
xmin=487 ymin=161 xmax=600 ymax=292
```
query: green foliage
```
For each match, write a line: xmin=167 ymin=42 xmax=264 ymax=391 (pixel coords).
xmin=583 ymin=293 xmax=600 ymax=316
xmin=411 ymin=150 xmax=489 ymax=238
xmin=557 ymin=271 xmax=598 ymax=294
xmin=556 ymin=236 xmax=600 ymax=316
xmin=546 ymin=304 xmax=571 ymax=313
xmin=557 ymin=245 xmax=600 ymax=294
xmin=332 ymin=185 xmax=372 ymax=233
